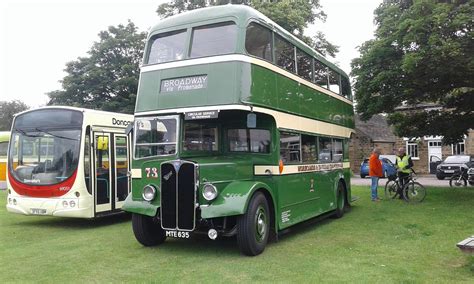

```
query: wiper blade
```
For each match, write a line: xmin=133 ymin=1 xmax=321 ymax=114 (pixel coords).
xmin=14 ymin=128 xmax=40 ymax=138
xmin=34 ymin=127 xmax=79 ymax=141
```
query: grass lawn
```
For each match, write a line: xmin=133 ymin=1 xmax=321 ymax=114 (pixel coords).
xmin=0 ymin=186 xmax=473 ymax=283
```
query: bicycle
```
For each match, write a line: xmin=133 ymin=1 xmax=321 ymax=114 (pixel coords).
xmin=384 ymin=170 xmax=426 ymax=203
xmin=449 ymin=167 xmax=468 ymax=187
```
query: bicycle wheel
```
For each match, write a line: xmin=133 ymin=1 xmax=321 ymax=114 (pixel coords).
xmin=449 ymin=175 xmax=467 ymax=187
xmin=402 ymin=182 xmax=426 ymax=203
xmin=385 ymin=180 xmax=398 ymax=200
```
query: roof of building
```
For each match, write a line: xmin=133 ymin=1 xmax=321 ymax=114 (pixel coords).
xmin=355 ymin=114 xmax=397 ymax=143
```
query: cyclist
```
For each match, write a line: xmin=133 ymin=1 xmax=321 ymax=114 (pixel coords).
xmin=396 ymin=147 xmax=414 ymax=198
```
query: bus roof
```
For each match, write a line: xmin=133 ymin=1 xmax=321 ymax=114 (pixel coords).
xmin=14 ymin=106 xmax=133 ymax=118
xmin=149 ymin=5 xmax=347 ymax=78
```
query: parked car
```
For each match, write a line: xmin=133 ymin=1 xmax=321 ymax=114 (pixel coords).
xmin=360 ymin=157 xmax=397 ymax=178
xmin=436 ymin=155 xmax=474 ymax=180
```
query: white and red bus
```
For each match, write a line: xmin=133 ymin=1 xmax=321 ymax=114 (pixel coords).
xmin=6 ymin=107 xmax=133 ymax=218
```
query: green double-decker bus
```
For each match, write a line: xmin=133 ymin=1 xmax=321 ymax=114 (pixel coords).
xmin=123 ymin=5 xmax=354 ymax=256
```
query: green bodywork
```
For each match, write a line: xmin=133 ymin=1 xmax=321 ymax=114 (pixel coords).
xmin=124 ymin=5 xmax=354 ymax=232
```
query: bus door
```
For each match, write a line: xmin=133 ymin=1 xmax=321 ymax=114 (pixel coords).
xmin=94 ymin=133 xmax=112 ymax=213
xmin=113 ymin=135 xmax=129 ymax=209
xmin=93 ymin=132 xmax=131 ymax=214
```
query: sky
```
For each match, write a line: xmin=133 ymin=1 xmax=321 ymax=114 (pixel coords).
xmin=0 ymin=0 xmax=382 ymax=108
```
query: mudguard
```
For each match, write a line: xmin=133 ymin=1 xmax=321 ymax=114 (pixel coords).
xmin=200 ymin=180 xmax=274 ymax=219
xmin=121 ymin=193 xmax=158 ymax=217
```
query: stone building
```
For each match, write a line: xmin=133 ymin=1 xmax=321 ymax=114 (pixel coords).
xmin=350 ymin=115 xmax=473 ymax=174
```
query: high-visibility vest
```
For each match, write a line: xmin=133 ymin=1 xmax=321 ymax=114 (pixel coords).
xmin=396 ymin=155 xmax=411 ymax=173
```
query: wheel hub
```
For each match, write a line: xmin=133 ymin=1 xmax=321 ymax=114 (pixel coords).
xmin=255 ymin=207 xmax=267 ymax=242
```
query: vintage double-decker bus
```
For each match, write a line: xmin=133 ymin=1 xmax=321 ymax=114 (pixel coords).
xmin=123 ymin=5 xmax=354 ymax=256
xmin=6 ymin=107 xmax=133 ymax=218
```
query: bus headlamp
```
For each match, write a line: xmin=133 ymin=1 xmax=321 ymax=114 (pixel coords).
xmin=202 ymin=183 xmax=218 ymax=201
xmin=143 ymin=184 xmax=157 ymax=201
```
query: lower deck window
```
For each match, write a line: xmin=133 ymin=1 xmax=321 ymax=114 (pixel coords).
xmin=183 ymin=123 xmax=218 ymax=152
xmin=280 ymin=132 xmax=300 ymax=163
xmin=228 ymin=129 xmax=270 ymax=153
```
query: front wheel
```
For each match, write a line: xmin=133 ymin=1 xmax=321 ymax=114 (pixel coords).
xmin=449 ymin=175 xmax=467 ymax=187
xmin=237 ymin=192 xmax=270 ymax=256
xmin=132 ymin=213 xmax=166 ymax=246
xmin=385 ymin=180 xmax=398 ymax=200
xmin=402 ymin=182 xmax=426 ymax=203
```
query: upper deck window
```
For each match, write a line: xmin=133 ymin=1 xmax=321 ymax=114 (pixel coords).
xmin=341 ymin=77 xmax=352 ymax=100
xmin=314 ymin=60 xmax=328 ymax=89
xmin=190 ymin=21 xmax=237 ymax=58
xmin=245 ymin=22 xmax=272 ymax=61
xmin=147 ymin=29 xmax=187 ymax=64
xmin=328 ymin=69 xmax=341 ymax=94
xmin=296 ymin=48 xmax=313 ymax=81
xmin=275 ymin=35 xmax=295 ymax=73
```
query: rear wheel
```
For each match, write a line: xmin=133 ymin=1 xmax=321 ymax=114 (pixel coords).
xmin=449 ymin=175 xmax=467 ymax=187
xmin=333 ymin=182 xmax=346 ymax=218
xmin=237 ymin=192 xmax=270 ymax=256
xmin=402 ymin=182 xmax=426 ymax=203
xmin=132 ymin=213 xmax=166 ymax=246
xmin=360 ymin=174 xmax=366 ymax=178
xmin=385 ymin=180 xmax=398 ymax=200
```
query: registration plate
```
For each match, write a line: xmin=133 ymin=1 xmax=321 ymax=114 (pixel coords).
xmin=30 ymin=208 xmax=47 ymax=215
xmin=444 ymin=170 xmax=454 ymax=173
xmin=165 ymin=230 xmax=190 ymax=239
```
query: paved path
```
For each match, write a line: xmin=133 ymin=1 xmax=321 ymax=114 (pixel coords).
xmin=351 ymin=175 xmax=451 ymax=187
xmin=0 ymin=181 xmax=6 ymax=190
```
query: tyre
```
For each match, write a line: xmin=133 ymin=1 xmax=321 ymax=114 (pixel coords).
xmin=360 ymin=174 xmax=366 ymax=178
xmin=237 ymin=192 xmax=270 ymax=256
xmin=384 ymin=180 xmax=398 ymax=200
xmin=132 ymin=213 xmax=166 ymax=246
xmin=449 ymin=175 xmax=467 ymax=187
xmin=402 ymin=182 xmax=426 ymax=203
xmin=436 ymin=174 xmax=445 ymax=180
xmin=333 ymin=182 xmax=346 ymax=218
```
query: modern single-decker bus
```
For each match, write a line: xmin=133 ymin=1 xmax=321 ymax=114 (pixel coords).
xmin=6 ymin=107 xmax=133 ymax=218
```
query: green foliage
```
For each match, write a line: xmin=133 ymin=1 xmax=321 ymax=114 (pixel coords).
xmin=1 ymin=186 xmax=473 ymax=282
xmin=351 ymin=0 xmax=473 ymax=144
xmin=0 ymin=100 xmax=29 ymax=131
xmin=156 ymin=0 xmax=339 ymax=57
xmin=47 ymin=21 xmax=146 ymax=114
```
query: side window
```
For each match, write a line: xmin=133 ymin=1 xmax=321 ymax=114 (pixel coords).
xmin=328 ymin=69 xmax=341 ymax=94
xmin=147 ymin=29 xmax=187 ymax=64
xmin=296 ymin=48 xmax=313 ymax=81
xmin=302 ymin=135 xmax=317 ymax=163
xmin=280 ymin=132 xmax=300 ymax=163
xmin=318 ymin=137 xmax=332 ymax=163
xmin=190 ymin=21 xmax=237 ymax=58
xmin=341 ymin=76 xmax=352 ymax=100
xmin=332 ymin=139 xmax=343 ymax=162
xmin=245 ymin=22 xmax=272 ymax=61
xmin=274 ymin=35 xmax=295 ymax=73
xmin=314 ymin=60 xmax=328 ymax=88
xmin=0 ymin=141 xmax=8 ymax=157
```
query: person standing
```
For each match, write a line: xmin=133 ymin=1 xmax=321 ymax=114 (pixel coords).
xmin=369 ymin=147 xmax=383 ymax=201
xmin=396 ymin=147 xmax=414 ymax=198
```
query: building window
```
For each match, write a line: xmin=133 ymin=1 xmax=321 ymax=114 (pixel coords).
xmin=452 ymin=141 xmax=465 ymax=155
xmin=406 ymin=141 xmax=419 ymax=159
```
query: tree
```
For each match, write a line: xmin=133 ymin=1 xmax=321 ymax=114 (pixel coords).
xmin=0 ymin=100 xmax=29 ymax=131
xmin=47 ymin=21 xmax=146 ymax=114
xmin=351 ymin=0 xmax=473 ymax=144
xmin=156 ymin=0 xmax=339 ymax=57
